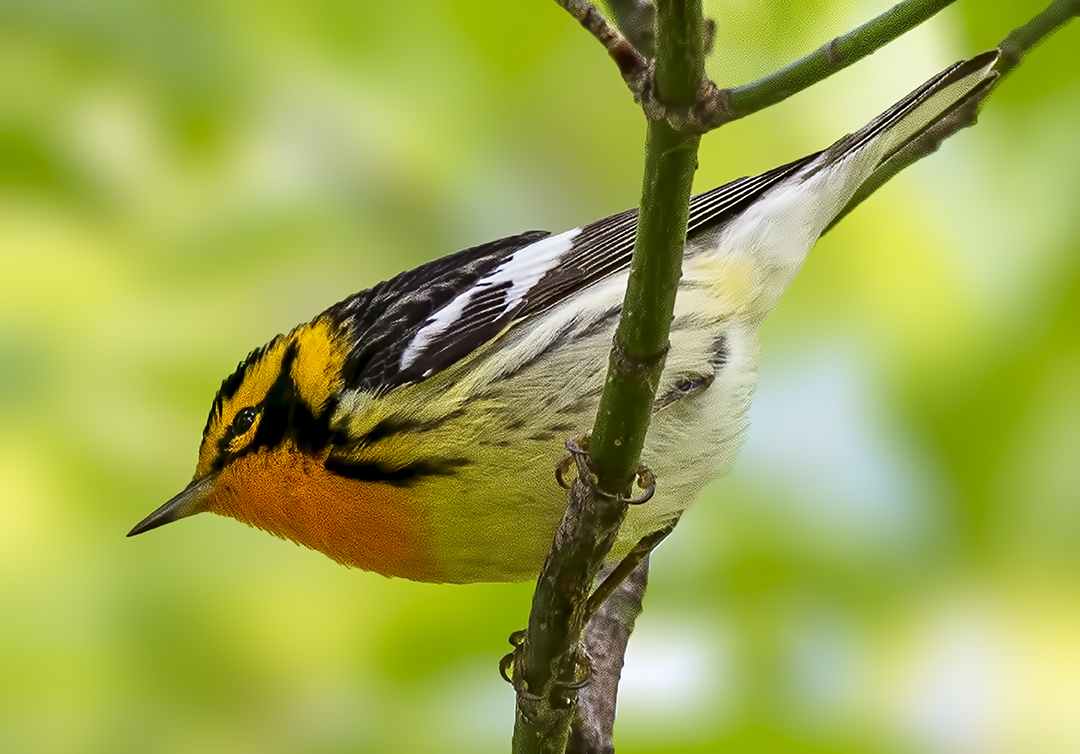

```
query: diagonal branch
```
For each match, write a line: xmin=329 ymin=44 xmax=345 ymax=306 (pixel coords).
xmin=725 ymin=0 xmax=958 ymax=119
xmin=553 ymin=0 xmax=651 ymax=93
xmin=604 ymin=0 xmax=655 ymax=57
xmin=996 ymin=0 xmax=1079 ymax=75
xmin=564 ymin=0 xmax=960 ymax=133
xmin=567 ymin=558 xmax=652 ymax=754
xmin=826 ymin=0 xmax=1079 ymax=232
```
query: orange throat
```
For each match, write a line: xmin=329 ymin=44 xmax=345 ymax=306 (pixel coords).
xmin=208 ymin=444 xmax=436 ymax=580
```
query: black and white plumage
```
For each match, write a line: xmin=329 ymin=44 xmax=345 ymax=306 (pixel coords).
xmin=325 ymin=158 xmax=811 ymax=392
xmin=301 ymin=50 xmax=1001 ymax=581
xmin=326 ymin=52 xmax=996 ymax=398
xmin=137 ymin=51 xmax=1000 ymax=583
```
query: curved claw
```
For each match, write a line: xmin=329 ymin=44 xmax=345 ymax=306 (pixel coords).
xmin=555 ymin=433 xmax=655 ymax=506
xmin=554 ymin=454 xmax=575 ymax=489
xmin=625 ymin=464 xmax=656 ymax=505
xmin=553 ymin=675 xmax=591 ymax=692
xmin=555 ymin=433 xmax=591 ymax=489
xmin=499 ymin=651 xmax=515 ymax=685
xmin=565 ymin=433 xmax=590 ymax=456
xmin=500 ymin=630 xmax=528 ymax=685
xmin=548 ymin=653 xmax=593 ymax=708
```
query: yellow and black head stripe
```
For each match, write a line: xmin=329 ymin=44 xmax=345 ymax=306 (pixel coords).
xmin=204 ymin=334 xmax=286 ymax=440
xmin=208 ymin=341 xmax=340 ymax=471
xmin=210 ymin=338 xmax=476 ymax=486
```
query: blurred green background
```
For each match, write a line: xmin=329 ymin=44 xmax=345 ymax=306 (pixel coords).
xmin=2 ymin=0 xmax=1078 ymax=752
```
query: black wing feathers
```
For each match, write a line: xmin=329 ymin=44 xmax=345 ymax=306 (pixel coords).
xmin=334 ymin=146 xmax=859 ymax=393
xmin=331 ymin=157 xmax=818 ymax=390
xmin=516 ymin=154 xmax=816 ymax=320
xmin=300 ymin=54 xmax=997 ymax=392
xmin=395 ymin=277 xmax=519 ymax=386
xmin=331 ymin=230 xmax=549 ymax=391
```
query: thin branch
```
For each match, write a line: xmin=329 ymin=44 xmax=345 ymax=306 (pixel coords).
xmin=725 ymin=0 xmax=957 ymax=120
xmin=510 ymin=456 xmax=630 ymax=754
xmin=511 ymin=0 xmax=706 ymax=751
xmin=996 ymin=0 xmax=1079 ymax=76
xmin=587 ymin=0 xmax=703 ymax=492
xmin=553 ymin=0 xmax=650 ymax=92
xmin=567 ymin=0 xmax=960 ymax=133
xmin=826 ymin=0 xmax=1079 ymax=232
xmin=567 ymin=558 xmax=652 ymax=754
xmin=604 ymin=0 xmax=655 ymax=58
xmin=584 ymin=523 xmax=671 ymax=621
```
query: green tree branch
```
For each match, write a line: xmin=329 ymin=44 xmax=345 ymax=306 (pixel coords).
xmin=726 ymin=0 xmax=957 ymax=118
xmin=510 ymin=2 xmax=706 ymax=752
xmin=996 ymin=0 xmax=1079 ymax=75
xmin=510 ymin=1 xmax=1077 ymax=752
xmin=827 ymin=0 xmax=1079 ymax=232
xmin=565 ymin=0 xmax=962 ymax=133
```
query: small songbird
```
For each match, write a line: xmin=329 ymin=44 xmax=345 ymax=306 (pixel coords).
xmin=129 ymin=51 xmax=1000 ymax=583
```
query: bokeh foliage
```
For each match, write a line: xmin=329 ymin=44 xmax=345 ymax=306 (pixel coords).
xmin=1 ymin=1 xmax=1078 ymax=752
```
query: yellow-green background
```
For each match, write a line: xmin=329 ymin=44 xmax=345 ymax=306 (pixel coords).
xmin=2 ymin=0 xmax=1078 ymax=751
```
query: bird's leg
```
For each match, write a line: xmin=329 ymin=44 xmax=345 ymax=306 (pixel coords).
xmin=500 ymin=627 xmax=592 ymax=705
xmin=555 ymin=433 xmax=667 ymax=620
xmin=499 ymin=630 xmax=533 ymax=691
xmin=556 ymin=433 xmax=654 ymax=502
xmin=502 ymin=435 xmax=662 ymax=696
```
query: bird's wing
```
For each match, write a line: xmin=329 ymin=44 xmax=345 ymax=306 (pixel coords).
xmin=334 ymin=157 xmax=814 ymax=391
xmin=338 ymin=49 xmax=1001 ymax=392
xmin=330 ymin=230 xmax=551 ymax=391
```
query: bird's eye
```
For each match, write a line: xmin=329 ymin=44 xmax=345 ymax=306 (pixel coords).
xmin=231 ymin=407 xmax=258 ymax=435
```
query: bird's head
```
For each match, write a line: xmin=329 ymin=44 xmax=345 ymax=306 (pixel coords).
xmin=128 ymin=317 xmax=350 ymax=539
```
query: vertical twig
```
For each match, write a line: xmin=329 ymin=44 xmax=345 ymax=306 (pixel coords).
xmin=510 ymin=0 xmax=706 ymax=751
xmin=567 ymin=558 xmax=651 ymax=754
xmin=513 ymin=0 xmax=1077 ymax=751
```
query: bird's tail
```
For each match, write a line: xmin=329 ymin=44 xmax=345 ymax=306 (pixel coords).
xmin=704 ymin=49 xmax=1001 ymax=323
xmin=821 ymin=49 xmax=1000 ymax=174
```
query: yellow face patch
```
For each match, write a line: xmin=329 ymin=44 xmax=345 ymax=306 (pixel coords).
xmin=195 ymin=336 xmax=292 ymax=478
xmin=193 ymin=317 xmax=351 ymax=479
xmin=290 ymin=317 xmax=348 ymax=416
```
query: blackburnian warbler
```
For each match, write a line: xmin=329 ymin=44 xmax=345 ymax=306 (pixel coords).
xmin=129 ymin=51 xmax=999 ymax=583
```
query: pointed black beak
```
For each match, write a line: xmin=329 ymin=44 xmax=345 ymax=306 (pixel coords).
xmin=128 ymin=476 xmax=215 ymax=537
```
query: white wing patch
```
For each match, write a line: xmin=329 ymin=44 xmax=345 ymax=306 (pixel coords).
xmin=399 ymin=227 xmax=582 ymax=372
